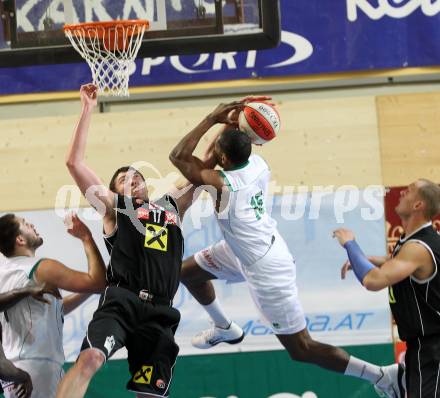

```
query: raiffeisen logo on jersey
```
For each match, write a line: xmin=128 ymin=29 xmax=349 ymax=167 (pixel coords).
xmin=347 ymin=0 xmax=440 ymax=22
xmin=134 ymin=30 xmax=313 ymax=76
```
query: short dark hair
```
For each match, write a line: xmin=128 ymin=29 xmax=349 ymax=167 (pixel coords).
xmin=418 ymin=179 xmax=440 ymax=219
xmin=109 ymin=166 xmax=145 ymax=192
xmin=0 ymin=214 xmax=19 ymax=257
xmin=217 ymin=129 xmax=252 ymax=165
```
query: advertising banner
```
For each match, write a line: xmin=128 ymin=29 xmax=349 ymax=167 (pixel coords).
xmin=0 ymin=188 xmax=391 ymax=362
xmin=2 ymin=0 xmax=440 ymax=94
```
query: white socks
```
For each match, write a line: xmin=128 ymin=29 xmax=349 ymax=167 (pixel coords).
xmin=203 ymin=298 xmax=231 ymax=329
xmin=344 ymin=356 xmax=383 ymax=383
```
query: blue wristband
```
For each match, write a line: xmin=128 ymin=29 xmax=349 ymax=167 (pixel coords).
xmin=344 ymin=240 xmax=375 ymax=283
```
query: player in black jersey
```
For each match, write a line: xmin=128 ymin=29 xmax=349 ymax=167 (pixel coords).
xmin=334 ymin=178 xmax=440 ymax=398
xmin=56 ymin=84 xmax=214 ymax=398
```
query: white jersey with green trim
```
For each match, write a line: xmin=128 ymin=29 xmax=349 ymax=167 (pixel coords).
xmin=0 ymin=256 xmax=64 ymax=365
xmin=218 ymin=154 xmax=277 ymax=266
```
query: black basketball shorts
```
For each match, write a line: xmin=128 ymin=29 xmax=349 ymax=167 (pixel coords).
xmin=80 ymin=286 xmax=180 ymax=397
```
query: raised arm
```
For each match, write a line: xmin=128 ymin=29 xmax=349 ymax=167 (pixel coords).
xmin=167 ymin=124 xmax=227 ymax=219
xmin=34 ymin=214 xmax=106 ymax=294
xmin=169 ymin=102 xmax=243 ymax=190
xmin=65 ymin=84 xmax=116 ymax=233
xmin=334 ymin=228 xmax=434 ymax=291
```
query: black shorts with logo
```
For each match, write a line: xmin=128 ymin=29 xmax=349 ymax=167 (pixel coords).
xmin=80 ymin=286 xmax=180 ymax=397
xmin=406 ymin=334 xmax=440 ymax=398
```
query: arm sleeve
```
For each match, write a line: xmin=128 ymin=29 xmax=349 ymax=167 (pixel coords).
xmin=344 ymin=240 xmax=375 ymax=284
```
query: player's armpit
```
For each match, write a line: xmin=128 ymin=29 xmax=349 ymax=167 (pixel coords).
xmin=363 ymin=242 xmax=433 ymax=290
xmin=200 ymin=169 xmax=224 ymax=190
xmin=34 ymin=259 xmax=104 ymax=294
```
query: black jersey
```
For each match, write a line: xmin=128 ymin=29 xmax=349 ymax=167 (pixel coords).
xmin=103 ymin=225 xmax=117 ymax=255
xmin=105 ymin=194 xmax=183 ymax=301
xmin=389 ymin=222 xmax=440 ymax=341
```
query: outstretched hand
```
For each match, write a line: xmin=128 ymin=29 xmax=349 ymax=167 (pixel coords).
xmin=333 ymin=228 xmax=355 ymax=247
xmin=64 ymin=212 xmax=92 ymax=242
xmin=240 ymin=95 xmax=274 ymax=106
xmin=80 ymin=83 xmax=98 ymax=108
xmin=208 ymin=96 xmax=275 ymax=127
xmin=229 ymin=95 xmax=276 ymax=126
xmin=208 ymin=102 xmax=244 ymax=125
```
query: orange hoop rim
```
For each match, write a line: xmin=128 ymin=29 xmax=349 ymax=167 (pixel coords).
xmin=63 ymin=19 xmax=149 ymax=35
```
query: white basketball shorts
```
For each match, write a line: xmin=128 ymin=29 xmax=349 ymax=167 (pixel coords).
xmin=194 ymin=233 xmax=306 ymax=334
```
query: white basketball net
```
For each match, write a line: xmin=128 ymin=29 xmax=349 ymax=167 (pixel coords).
xmin=64 ymin=22 xmax=147 ymax=97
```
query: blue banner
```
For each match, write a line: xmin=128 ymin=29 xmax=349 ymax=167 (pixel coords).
xmin=1 ymin=0 xmax=440 ymax=95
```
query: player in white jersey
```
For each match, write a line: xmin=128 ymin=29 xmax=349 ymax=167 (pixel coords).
xmin=0 ymin=213 xmax=107 ymax=398
xmin=0 ymin=322 xmax=32 ymax=398
xmin=0 ymin=283 xmax=56 ymax=398
xmin=170 ymin=99 xmax=405 ymax=398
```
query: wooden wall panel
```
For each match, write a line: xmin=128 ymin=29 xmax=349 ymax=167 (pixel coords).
xmin=0 ymin=95 xmax=382 ymax=212
xmin=261 ymin=95 xmax=382 ymax=189
xmin=377 ymin=92 xmax=440 ymax=186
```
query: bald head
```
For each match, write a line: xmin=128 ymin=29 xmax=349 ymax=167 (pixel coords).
xmin=417 ymin=179 xmax=440 ymax=219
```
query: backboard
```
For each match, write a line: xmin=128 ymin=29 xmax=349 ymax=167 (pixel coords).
xmin=0 ymin=0 xmax=280 ymax=67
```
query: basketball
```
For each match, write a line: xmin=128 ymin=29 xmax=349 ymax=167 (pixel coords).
xmin=238 ymin=102 xmax=280 ymax=145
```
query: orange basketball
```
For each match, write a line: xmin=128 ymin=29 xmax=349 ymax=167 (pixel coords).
xmin=238 ymin=102 xmax=280 ymax=145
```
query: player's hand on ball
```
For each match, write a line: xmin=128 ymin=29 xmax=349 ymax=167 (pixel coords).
xmin=223 ymin=96 xmax=275 ymax=126
xmin=333 ymin=228 xmax=355 ymax=246
xmin=227 ymin=108 xmax=241 ymax=126
xmin=340 ymin=260 xmax=352 ymax=279
xmin=240 ymin=95 xmax=275 ymax=107
xmin=208 ymin=102 xmax=244 ymax=124
xmin=64 ymin=212 xmax=92 ymax=242
xmin=80 ymin=83 xmax=98 ymax=108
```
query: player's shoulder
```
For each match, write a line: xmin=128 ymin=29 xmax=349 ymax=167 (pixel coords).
xmin=0 ymin=267 xmax=30 ymax=292
xmin=398 ymin=239 xmax=434 ymax=262
xmin=250 ymin=154 xmax=270 ymax=169
xmin=0 ymin=265 xmax=23 ymax=278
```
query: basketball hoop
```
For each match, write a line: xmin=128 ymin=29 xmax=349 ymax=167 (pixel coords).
xmin=64 ymin=20 xmax=149 ymax=97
